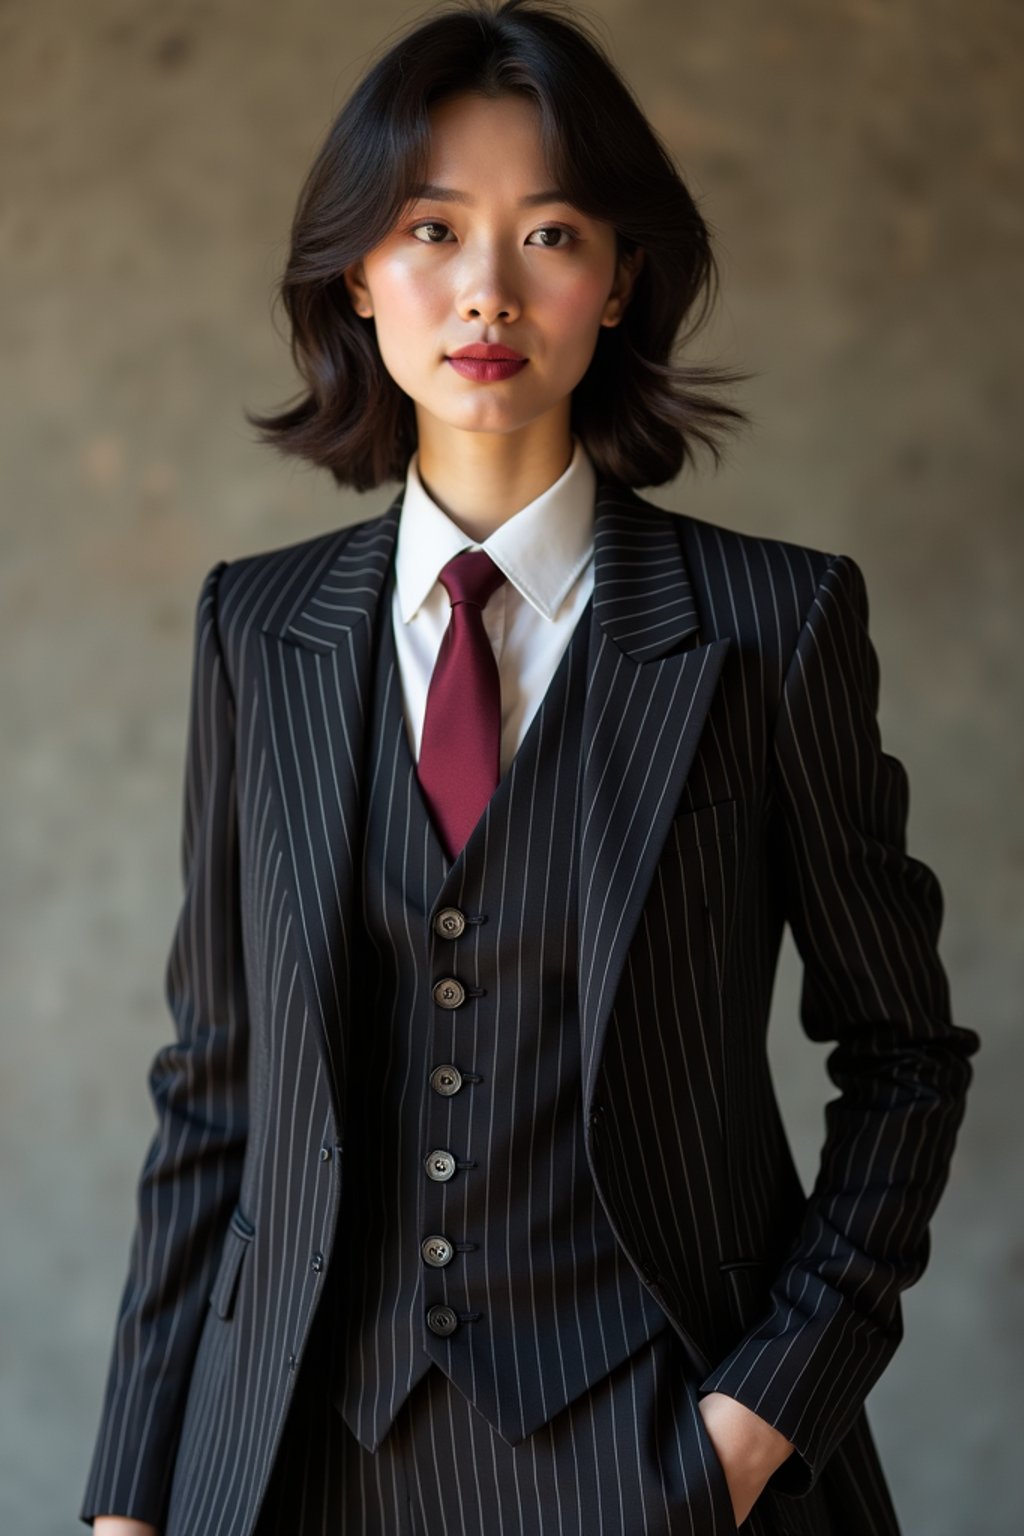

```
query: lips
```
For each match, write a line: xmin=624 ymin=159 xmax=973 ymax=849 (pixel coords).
xmin=446 ymin=349 xmax=529 ymax=382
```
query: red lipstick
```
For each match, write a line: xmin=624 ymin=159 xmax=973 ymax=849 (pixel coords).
xmin=446 ymin=342 xmax=528 ymax=382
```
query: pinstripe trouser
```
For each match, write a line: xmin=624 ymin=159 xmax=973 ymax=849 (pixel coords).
xmin=254 ymin=1292 xmax=747 ymax=1536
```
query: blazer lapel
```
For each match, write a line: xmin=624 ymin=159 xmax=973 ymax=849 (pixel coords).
xmin=257 ymin=487 xmax=404 ymax=1128
xmin=578 ymin=486 xmax=730 ymax=1112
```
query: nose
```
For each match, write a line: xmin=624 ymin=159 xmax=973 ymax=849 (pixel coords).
xmin=455 ymin=251 xmax=522 ymax=324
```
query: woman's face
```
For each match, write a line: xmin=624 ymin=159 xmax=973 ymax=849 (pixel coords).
xmin=343 ymin=91 xmax=642 ymax=443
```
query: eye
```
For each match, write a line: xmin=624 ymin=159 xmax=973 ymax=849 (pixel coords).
xmin=410 ymin=221 xmax=453 ymax=244
xmin=408 ymin=221 xmax=577 ymax=248
xmin=526 ymin=225 xmax=576 ymax=249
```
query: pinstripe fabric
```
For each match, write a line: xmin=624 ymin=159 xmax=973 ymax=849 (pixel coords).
xmin=79 ymin=477 xmax=978 ymax=1536
xmin=332 ymin=555 xmax=668 ymax=1453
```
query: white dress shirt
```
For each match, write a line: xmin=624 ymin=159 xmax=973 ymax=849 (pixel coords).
xmin=392 ymin=434 xmax=597 ymax=777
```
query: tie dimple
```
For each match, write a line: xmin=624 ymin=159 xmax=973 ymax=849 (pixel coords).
xmin=415 ymin=549 xmax=508 ymax=861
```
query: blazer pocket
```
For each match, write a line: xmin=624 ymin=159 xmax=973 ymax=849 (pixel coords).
xmin=719 ymin=1256 xmax=772 ymax=1332
xmin=672 ymin=797 xmax=739 ymax=853
xmin=208 ymin=1203 xmax=255 ymax=1320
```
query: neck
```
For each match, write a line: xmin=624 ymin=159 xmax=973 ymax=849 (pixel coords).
xmin=414 ymin=415 xmax=574 ymax=542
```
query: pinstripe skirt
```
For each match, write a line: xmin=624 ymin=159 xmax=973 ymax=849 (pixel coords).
xmin=254 ymin=1291 xmax=749 ymax=1536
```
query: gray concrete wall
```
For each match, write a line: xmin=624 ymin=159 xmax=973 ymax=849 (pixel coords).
xmin=2 ymin=2 xmax=1020 ymax=1530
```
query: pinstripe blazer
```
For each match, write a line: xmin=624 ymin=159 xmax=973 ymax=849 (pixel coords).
xmin=80 ymin=476 xmax=978 ymax=1534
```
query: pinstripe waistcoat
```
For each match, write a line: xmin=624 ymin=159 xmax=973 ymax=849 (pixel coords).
xmin=332 ymin=554 xmax=669 ymax=1453
xmin=80 ymin=476 xmax=978 ymax=1536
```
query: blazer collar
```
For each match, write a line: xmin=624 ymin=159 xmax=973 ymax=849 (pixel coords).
xmin=261 ymin=475 xmax=702 ymax=662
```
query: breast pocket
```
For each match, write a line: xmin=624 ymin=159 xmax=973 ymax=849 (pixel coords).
xmin=671 ymin=797 xmax=740 ymax=857
xmin=208 ymin=1203 xmax=255 ymax=1321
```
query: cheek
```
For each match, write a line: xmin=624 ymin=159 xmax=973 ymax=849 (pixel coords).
xmin=371 ymin=258 xmax=446 ymax=327
xmin=544 ymin=271 xmax=612 ymax=336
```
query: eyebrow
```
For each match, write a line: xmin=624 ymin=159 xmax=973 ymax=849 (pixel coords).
xmin=408 ymin=182 xmax=571 ymax=208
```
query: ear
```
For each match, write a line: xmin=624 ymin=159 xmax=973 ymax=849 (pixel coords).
xmin=601 ymin=246 xmax=645 ymax=328
xmin=342 ymin=260 xmax=373 ymax=318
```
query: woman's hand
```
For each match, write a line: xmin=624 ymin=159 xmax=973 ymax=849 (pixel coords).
xmin=698 ymin=1390 xmax=796 ymax=1526
xmin=92 ymin=1519 xmax=159 ymax=1536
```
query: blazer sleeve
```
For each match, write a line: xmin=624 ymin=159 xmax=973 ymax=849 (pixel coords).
xmin=79 ymin=561 xmax=250 ymax=1529
xmin=698 ymin=552 xmax=979 ymax=1494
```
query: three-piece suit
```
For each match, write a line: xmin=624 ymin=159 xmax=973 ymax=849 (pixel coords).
xmin=80 ymin=473 xmax=977 ymax=1534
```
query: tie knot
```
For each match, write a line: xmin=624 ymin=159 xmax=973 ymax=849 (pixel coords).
xmin=438 ymin=548 xmax=508 ymax=609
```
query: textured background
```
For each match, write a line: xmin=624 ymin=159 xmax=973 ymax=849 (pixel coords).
xmin=2 ymin=2 xmax=1021 ymax=1531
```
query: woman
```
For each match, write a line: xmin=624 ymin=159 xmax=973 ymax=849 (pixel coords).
xmin=82 ymin=3 xmax=978 ymax=1533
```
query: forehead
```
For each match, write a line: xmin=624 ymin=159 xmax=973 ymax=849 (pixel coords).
xmin=421 ymin=92 xmax=553 ymax=184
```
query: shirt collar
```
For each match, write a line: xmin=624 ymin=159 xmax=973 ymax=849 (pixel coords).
xmin=394 ymin=434 xmax=596 ymax=624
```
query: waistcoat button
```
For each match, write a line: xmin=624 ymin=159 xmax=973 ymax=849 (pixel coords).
xmin=426 ymin=1303 xmax=459 ymax=1336
xmin=433 ymin=907 xmax=466 ymax=939
xmin=429 ymin=1064 xmax=463 ymax=1096
xmin=424 ymin=1149 xmax=457 ymax=1182
xmin=433 ymin=976 xmax=466 ymax=1009
xmin=421 ymin=1234 xmax=454 ymax=1267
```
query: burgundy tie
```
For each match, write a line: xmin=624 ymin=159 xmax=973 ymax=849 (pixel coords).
xmin=416 ymin=548 xmax=508 ymax=861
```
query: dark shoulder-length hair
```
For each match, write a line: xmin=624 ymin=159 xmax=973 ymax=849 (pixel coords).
xmin=245 ymin=0 xmax=752 ymax=492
